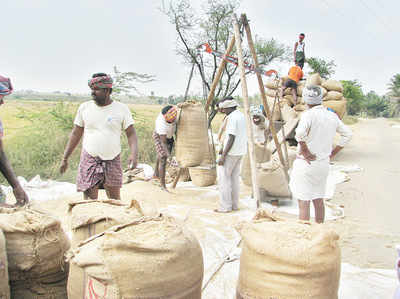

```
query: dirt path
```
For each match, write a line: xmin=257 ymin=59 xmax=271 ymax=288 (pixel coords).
xmin=331 ymin=118 xmax=400 ymax=268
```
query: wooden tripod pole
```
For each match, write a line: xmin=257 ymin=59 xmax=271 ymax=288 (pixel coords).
xmin=204 ymin=36 xmax=236 ymax=112
xmin=233 ymin=14 xmax=260 ymax=208
xmin=242 ymin=14 xmax=290 ymax=183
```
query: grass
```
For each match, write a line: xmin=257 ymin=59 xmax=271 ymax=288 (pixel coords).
xmin=342 ymin=115 xmax=358 ymax=125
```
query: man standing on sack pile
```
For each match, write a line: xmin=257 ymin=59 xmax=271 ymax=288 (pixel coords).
xmin=280 ymin=62 xmax=303 ymax=106
xmin=289 ymin=85 xmax=352 ymax=223
xmin=294 ymin=33 xmax=306 ymax=69
xmin=60 ymin=73 xmax=138 ymax=200
xmin=152 ymin=105 xmax=177 ymax=192
xmin=215 ymin=99 xmax=247 ymax=213
xmin=0 ymin=75 xmax=29 ymax=207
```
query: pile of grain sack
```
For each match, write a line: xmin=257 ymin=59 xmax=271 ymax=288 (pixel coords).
xmin=175 ymin=101 xmax=217 ymax=187
xmin=236 ymin=210 xmax=341 ymax=299
xmin=265 ymin=73 xmax=347 ymax=120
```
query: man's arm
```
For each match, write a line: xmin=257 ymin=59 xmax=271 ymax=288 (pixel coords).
xmin=218 ymin=134 xmax=235 ymax=165
xmin=0 ymin=139 xmax=29 ymax=205
xmin=60 ymin=125 xmax=84 ymax=173
xmin=331 ymin=119 xmax=352 ymax=160
xmin=125 ymin=125 xmax=138 ymax=169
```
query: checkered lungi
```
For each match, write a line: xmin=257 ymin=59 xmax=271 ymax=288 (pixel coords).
xmin=76 ymin=150 xmax=122 ymax=192
xmin=153 ymin=131 xmax=174 ymax=159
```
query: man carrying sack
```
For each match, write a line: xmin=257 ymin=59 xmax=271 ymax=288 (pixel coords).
xmin=0 ymin=75 xmax=29 ymax=207
xmin=215 ymin=99 xmax=247 ymax=213
xmin=60 ymin=73 xmax=138 ymax=200
xmin=289 ymin=85 xmax=352 ymax=223
xmin=153 ymin=105 xmax=177 ymax=191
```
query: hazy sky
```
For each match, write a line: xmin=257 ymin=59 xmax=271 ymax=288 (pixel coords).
xmin=1 ymin=0 xmax=398 ymax=96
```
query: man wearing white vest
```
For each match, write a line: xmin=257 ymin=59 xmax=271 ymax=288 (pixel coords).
xmin=215 ymin=99 xmax=247 ymax=213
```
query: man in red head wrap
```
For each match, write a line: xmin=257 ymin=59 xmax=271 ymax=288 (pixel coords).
xmin=60 ymin=73 xmax=138 ymax=200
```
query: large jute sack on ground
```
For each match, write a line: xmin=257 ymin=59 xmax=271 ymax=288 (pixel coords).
xmin=69 ymin=215 xmax=204 ymax=299
xmin=281 ymin=104 xmax=298 ymax=122
xmin=0 ymin=208 xmax=70 ymax=299
xmin=0 ymin=229 xmax=10 ymax=299
xmin=266 ymin=97 xmax=281 ymax=121
xmin=322 ymin=79 xmax=343 ymax=92
xmin=265 ymin=79 xmax=280 ymax=90
xmin=241 ymin=144 xmax=272 ymax=187
xmin=236 ymin=211 xmax=341 ymax=299
xmin=306 ymin=73 xmax=322 ymax=86
xmin=257 ymin=160 xmax=290 ymax=197
xmin=325 ymin=91 xmax=343 ymax=101
xmin=323 ymin=99 xmax=347 ymax=119
xmin=265 ymin=88 xmax=277 ymax=97
xmin=270 ymin=146 xmax=297 ymax=168
xmin=67 ymin=199 xmax=146 ymax=299
xmin=189 ymin=142 xmax=216 ymax=187
xmin=176 ymin=101 xmax=208 ymax=167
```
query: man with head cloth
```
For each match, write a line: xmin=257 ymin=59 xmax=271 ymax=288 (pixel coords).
xmin=289 ymin=85 xmax=352 ymax=223
xmin=60 ymin=73 xmax=138 ymax=200
xmin=0 ymin=75 xmax=29 ymax=207
xmin=215 ymin=98 xmax=247 ymax=213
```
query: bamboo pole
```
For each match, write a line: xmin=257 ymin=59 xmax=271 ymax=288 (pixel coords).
xmin=204 ymin=36 xmax=236 ymax=112
xmin=184 ymin=63 xmax=195 ymax=100
xmin=233 ymin=14 xmax=260 ymax=208
xmin=242 ymin=14 xmax=290 ymax=183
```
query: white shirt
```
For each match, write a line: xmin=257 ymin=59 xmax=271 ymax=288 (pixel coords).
xmin=295 ymin=105 xmax=352 ymax=160
xmin=252 ymin=119 xmax=269 ymax=144
xmin=155 ymin=113 xmax=176 ymax=139
xmin=224 ymin=109 xmax=248 ymax=156
xmin=74 ymin=101 xmax=134 ymax=160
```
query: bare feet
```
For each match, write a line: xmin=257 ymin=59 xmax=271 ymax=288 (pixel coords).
xmin=160 ymin=186 xmax=169 ymax=193
xmin=214 ymin=209 xmax=231 ymax=213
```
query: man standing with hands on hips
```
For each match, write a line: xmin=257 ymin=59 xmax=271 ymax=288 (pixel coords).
xmin=60 ymin=73 xmax=138 ymax=200
xmin=215 ymin=99 xmax=247 ymax=213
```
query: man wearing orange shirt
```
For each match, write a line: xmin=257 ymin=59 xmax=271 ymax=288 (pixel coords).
xmin=280 ymin=63 xmax=303 ymax=105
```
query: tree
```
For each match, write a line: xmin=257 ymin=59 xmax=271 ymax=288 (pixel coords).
xmin=341 ymin=80 xmax=365 ymax=115
xmin=163 ymin=0 xmax=290 ymax=122
xmin=387 ymin=73 xmax=400 ymax=117
xmin=364 ymin=91 xmax=389 ymax=117
xmin=307 ymin=57 xmax=336 ymax=79
xmin=112 ymin=66 xmax=155 ymax=98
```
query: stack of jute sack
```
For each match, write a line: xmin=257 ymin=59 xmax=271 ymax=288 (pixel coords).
xmin=0 ymin=207 xmax=70 ymax=298
xmin=176 ymin=101 xmax=216 ymax=187
xmin=68 ymin=214 xmax=204 ymax=299
xmin=0 ymin=229 xmax=10 ymax=299
xmin=265 ymin=74 xmax=347 ymax=119
xmin=236 ymin=210 xmax=341 ymax=299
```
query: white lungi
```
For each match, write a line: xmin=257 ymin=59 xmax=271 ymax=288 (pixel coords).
xmin=217 ymin=155 xmax=242 ymax=211
xmin=289 ymin=157 xmax=329 ymax=201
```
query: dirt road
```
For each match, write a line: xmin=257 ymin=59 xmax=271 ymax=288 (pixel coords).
xmin=332 ymin=118 xmax=400 ymax=268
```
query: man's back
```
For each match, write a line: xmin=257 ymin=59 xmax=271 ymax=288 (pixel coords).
xmin=225 ymin=109 xmax=248 ymax=156
xmin=288 ymin=66 xmax=303 ymax=83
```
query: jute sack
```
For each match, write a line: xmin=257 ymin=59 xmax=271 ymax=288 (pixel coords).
xmin=294 ymin=104 xmax=307 ymax=111
xmin=323 ymin=99 xmax=347 ymax=119
xmin=257 ymin=159 xmax=290 ymax=197
xmin=241 ymin=144 xmax=272 ymax=187
xmin=325 ymin=91 xmax=343 ymax=101
xmin=0 ymin=229 xmax=10 ymax=299
xmin=265 ymin=79 xmax=280 ymax=90
xmin=236 ymin=211 xmax=341 ymax=299
xmin=265 ymin=88 xmax=277 ymax=97
xmin=0 ymin=208 xmax=70 ymax=299
xmin=281 ymin=104 xmax=298 ymax=122
xmin=297 ymin=82 xmax=305 ymax=96
xmin=67 ymin=199 xmax=145 ymax=299
xmin=322 ymin=79 xmax=343 ymax=92
xmin=69 ymin=215 xmax=204 ymax=299
xmin=321 ymin=86 xmax=328 ymax=98
xmin=266 ymin=97 xmax=281 ymax=121
xmin=283 ymin=95 xmax=295 ymax=106
xmin=189 ymin=141 xmax=216 ymax=187
xmin=306 ymin=73 xmax=322 ymax=86
xmin=284 ymin=87 xmax=293 ymax=96
xmin=176 ymin=101 xmax=208 ymax=167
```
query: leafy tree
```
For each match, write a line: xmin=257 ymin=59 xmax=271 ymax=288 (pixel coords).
xmin=112 ymin=66 xmax=155 ymax=98
xmin=364 ymin=91 xmax=389 ymax=117
xmin=307 ymin=57 xmax=336 ymax=79
xmin=163 ymin=0 xmax=290 ymax=122
xmin=387 ymin=74 xmax=400 ymax=117
xmin=341 ymin=80 xmax=365 ymax=115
